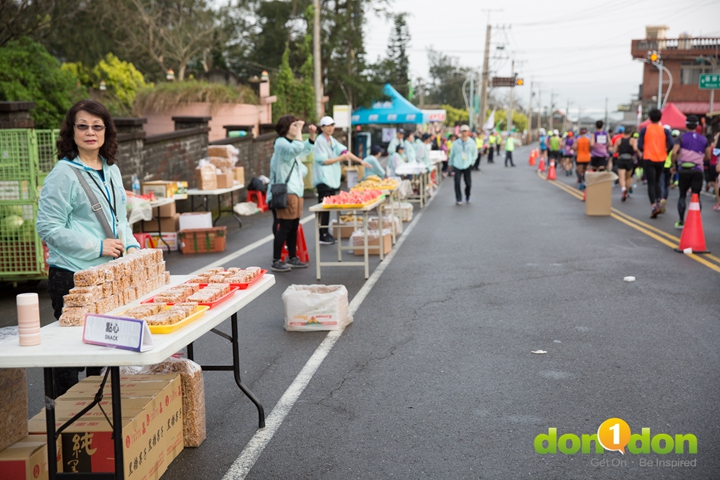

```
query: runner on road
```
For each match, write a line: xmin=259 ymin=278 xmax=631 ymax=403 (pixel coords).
xmin=589 ymin=120 xmax=610 ymax=172
xmin=711 ymin=131 xmax=720 ymax=211
xmin=561 ymin=131 xmax=574 ymax=176
xmin=637 ymin=108 xmax=674 ymax=218
xmin=538 ymin=128 xmax=548 ymax=162
xmin=659 ymin=128 xmax=680 ymax=214
xmin=548 ymin=130 xmax=561 ymax=168
xmin=671 ymin=115 xmax=710 ymax=229
xmin=615 ymin=127 xmax=637 ymax=201
xmin=449 ymin=125 xmax=477 ymax=205
xmin=487 ymin=131 xmax=497 ymax=164
xmin=573 ymin=127 xmax=592 ymax=189
xmin=473 ymin=131 xmax=484 ymax=170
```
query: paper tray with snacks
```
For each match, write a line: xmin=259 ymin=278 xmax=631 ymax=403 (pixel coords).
xmin=117 ymin=305 xmax=210 ymax=334
xmin=322 ymin=194 xmax=386 ymax=209
xmin=141 ymin=284 xmax=240 ymax=308
xmin=187 ymin=269 xmax=268 ymax=290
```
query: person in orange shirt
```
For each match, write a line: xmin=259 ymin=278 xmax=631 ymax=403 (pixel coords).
xmin=637 ymin=108 xmax=674 ymax=218
xmin=573 ymin=127 xmax=592 ymax=189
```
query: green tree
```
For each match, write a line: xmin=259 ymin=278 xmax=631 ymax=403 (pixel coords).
xmin=441 ymin=104 xmax=469 ymax=126
xmin=494 ymin=110 xmax=528 ymax=132
xmin=0 ymin=38 xmax=83 ymax=129
xmin=426 ymin=48 xmax=469 ymax=109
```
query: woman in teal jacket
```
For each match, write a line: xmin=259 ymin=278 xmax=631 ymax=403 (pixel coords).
xmin=36 ymin=99 xmax=140 ymax=395
xmin=267 ymin=115 xmax=316 ymax=272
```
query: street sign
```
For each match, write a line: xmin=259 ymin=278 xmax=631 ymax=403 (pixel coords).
xmin=699 ymin=74 xmax=720 ymax=90
xmin=491 ymin=77 xmax=516 ymax=88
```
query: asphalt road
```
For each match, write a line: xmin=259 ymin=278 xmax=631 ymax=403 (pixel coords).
xmin=3 ymin=143 xmax=719 ymax=479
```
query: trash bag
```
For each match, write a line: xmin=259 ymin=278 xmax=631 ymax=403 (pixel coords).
xmin=247 ymin=177 xmax=267 ymax=192
xmin=233 ymin=202 xmax=260 ymax=216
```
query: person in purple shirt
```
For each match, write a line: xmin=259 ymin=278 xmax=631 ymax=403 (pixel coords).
xmin=589 ymin=120 xmax=610 ymax=171
xmin=671 ymin=115 xmax=711 ymax=229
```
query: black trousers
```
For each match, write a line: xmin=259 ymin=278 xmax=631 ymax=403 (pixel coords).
xmin=473 ymin=152 xmax=483 ymax=169
xmin=272 ymin=209 xmax=299 ymax=261
xmin=316 ymin=183 xmax=339 ymax=237
xmin=488 ymin=147 xmax=494 ymax=163
xmin=48 ymin=268 xmax=102 ymax=396
xmin=677 ymin=168 xmax=703 ymax=220
xmin=643 ymin=160 xmax=665 ymax=205
xmin=454 ymin=167 xmax=472 ymax=201
xmin=505 ymin=151 xmax=515 ymax=167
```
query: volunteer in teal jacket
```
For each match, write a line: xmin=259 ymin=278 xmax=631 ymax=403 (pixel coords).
xmin=449 ymin=124 xmax=478 ymax=204
xmin=267 ymin=115 xmax=315 ymax=272
xmin=37 ymin=99 xmax=140 ymax=395
xmin=362 ymin=145 xmax=387 ymax=179
xmin=313 ymin=116 xmax=369 ymax=245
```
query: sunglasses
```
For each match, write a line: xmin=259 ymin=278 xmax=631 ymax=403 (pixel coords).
xmin=74 ymin=124 xmax=106 ymax=131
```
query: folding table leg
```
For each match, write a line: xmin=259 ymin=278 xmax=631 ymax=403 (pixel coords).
xmin=186 ymin=313 xmax=266 ymax=429
xmin=44 ymin=368 xmax=57 ymax=480
xmin=110 ymin=367 xmax=125 ymax=479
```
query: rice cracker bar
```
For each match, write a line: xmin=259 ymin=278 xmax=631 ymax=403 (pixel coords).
xmin=73 ymin=267 xmax=102 ymax=286
xmin=63 ymin=292 xmax=94 ymax=307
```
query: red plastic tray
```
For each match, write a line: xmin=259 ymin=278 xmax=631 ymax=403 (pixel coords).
xmin=141 ymin=285 xmax=240 ymax=308
xmin=185 ymin=270 xmax=267 ymax=290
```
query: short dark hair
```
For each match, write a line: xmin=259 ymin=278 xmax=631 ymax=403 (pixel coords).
xmin=648 ymin=108 xmax=662 ymax=122
xmin=625 ymin=127 xmax=634 ymax=135
xmin=57 ymin=100 xmax=117 ymax=165
xmin=686 ymin=115 xmax=699 ymax=129
xmin=595 ymin=120 xmax=604 ymax=129
xmin=275 ymin=115 xmax=298 ymax=137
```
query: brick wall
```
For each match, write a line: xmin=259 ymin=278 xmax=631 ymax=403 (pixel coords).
xmin=209 ymin=132 xmax=277 ymax=182
xmin=0 ymin=102 xmax=35 ymax=129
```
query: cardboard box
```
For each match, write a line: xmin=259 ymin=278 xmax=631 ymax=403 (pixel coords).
xmin=147 ymin=213 xmax=179 ymax=233
xmin=28 ymin=376 xmax=183 ymax=480
xmin=331 ymin=220 xmax=361 ymax=239
xmin=178 ymin=227 xmax=227 ymax=254
xmin=233 ymin=166 xmax=245 ymax=186
xmin=142 ymin=181 xmax=175 ymax=199
xmin=0 ymin=368 xmax=28 ymax=453
xmin=179 ymin=212 xmax=213 ymax=231
xmin=195 ymin=169 xmax=217 ymax=191
xmin=153 ymin=201 xmax=176 ymax=218
xmin=216 ymin=171 xmax=235 ymax=189
xmin=141 ymin=233 xmax=178 ymax=251
xmin=585 ymin=172 xmax=617 ymax=216
xmin=352 ymin=229 xmax=392 ymax=255
xmin=0 ymin=435 xmax=62 ymax=480
xmin=174 ymin=181 xmax=188 ymax=200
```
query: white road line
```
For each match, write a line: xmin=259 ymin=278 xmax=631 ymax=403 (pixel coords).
xmin=189 ymin=214 xmax=314 ymax=275
xmin=221 ymin=192 xmax=437 ymax=480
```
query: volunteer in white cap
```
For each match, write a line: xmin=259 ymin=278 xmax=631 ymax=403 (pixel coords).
xmin=448 ymin=125 xmax=477 ymax=205
xmin=314 ymin=116 xmax=370 ymax=245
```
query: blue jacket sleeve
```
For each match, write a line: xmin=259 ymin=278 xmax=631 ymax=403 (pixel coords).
xmin=637 ymin=128 xmax=646 ymax=152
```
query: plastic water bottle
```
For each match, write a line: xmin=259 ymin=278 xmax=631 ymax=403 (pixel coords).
xmin=132 ymin=175 xmax=141 ymax=196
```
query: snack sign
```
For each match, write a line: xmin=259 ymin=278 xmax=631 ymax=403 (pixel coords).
xmin=82 ymin=314 xmax=154 ymax=352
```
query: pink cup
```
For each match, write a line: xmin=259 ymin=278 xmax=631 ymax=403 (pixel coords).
xmin=17 ymin=293 xmax=41 ymax=346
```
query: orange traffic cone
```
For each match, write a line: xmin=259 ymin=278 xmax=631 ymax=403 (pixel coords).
xmin=547 ymin=160 xmax=557 ymax=180
xmin=675 ymin=194 xmax=709 ymax=253
xmin=538 ymin=157 xmax=546 ymax=172
xmin=529 ymin=149 xmax=537 ymax=166
xmin=281 ymin=224 xmax=311 ymax=262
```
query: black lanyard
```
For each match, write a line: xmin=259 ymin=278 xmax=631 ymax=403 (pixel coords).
xmin=85 ymin=170 xmax=118 ymax=224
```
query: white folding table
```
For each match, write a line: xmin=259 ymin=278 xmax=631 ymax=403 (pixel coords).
xmin=0 ymin=274 xmax=275 ymax=479
xmin=186 ymin=183 xmax=245 ymax=227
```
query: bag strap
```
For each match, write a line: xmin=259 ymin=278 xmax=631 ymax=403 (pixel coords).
xmin=283 ymin=159 xmax=298 ymax=184
xmin=69 ymin=165 xmax=116 ymax=239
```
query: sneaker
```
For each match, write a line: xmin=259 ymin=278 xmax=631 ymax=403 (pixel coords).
xmin=621 ymin=189 xmax=627 ymax=202
xmin=659 ymin=198 xmax=667 ymax=213
xmin=713 ymin=203 xmax=720 ymax=212
xmin=456 ymin=201 xmax=462 ymax=205
xmin=466 ymin=196 xmax=470 ymax=203
xmin=319 ymin=233 xmax=336 ymax=245
xmin=271 ymin=260 xmax=291 ymax=272
xmin=674 ymin=221 xmax=684 ymax=229
xmin=286 ymin=256 xmax=308 ymax=268
xmin=650 ymin=205 xmax=661 ymax=219
xmin=579 ymin=183 xmax=586 ymax=191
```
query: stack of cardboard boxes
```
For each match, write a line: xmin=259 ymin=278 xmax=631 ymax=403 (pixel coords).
xmin=25 ymin=374 xmax=184 ymax=479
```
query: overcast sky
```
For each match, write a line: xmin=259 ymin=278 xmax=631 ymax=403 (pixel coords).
xmin=364 ymin=0 xmax=720 ymax=120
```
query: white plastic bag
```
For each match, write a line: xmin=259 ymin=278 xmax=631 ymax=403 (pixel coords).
xmin=282 ymin=285 xmax=353 ymax=332
xmin=126 ymin=196 xmax=152 ymax=224
xmin=233 ymin=201 xmax=260 ymax=216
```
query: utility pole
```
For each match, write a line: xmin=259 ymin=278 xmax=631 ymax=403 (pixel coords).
xmin=479 ymin=10 xmax=501 ymax=130
xmin=537 ymin=89 xmax=542 ymax=131
xmin=469 ymin=73 xmax=474 ymax=131
xmin=577 ymin=106 xmax=582 ymax=131
xmin=527 ymin=80 xmax=533 ymax=143
xmin=507 ymin=60 xmax=515 ymax=134
xmin=549 ymin=91 xmax=557 ymax=132
xmin=313 ymin=0 xmax=322 ymax=120
xmin=562 ymin=99 xmax=572 ymax=133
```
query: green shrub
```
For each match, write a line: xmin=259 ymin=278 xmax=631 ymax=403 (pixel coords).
xmin=0 ymin=38 xmax=85 ymax=129
xmin=134 ymin=80 xmax=258 ymax=114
